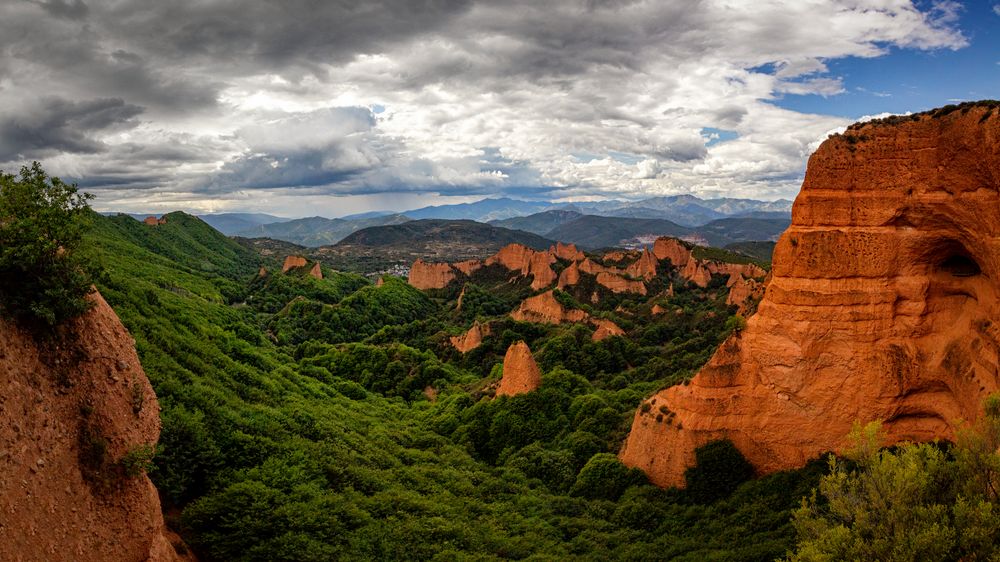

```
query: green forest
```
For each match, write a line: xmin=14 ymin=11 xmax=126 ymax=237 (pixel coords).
xmin=5 ymin=166 xmax=999 ymax=562
xmin=75 ymin=210 xmax=826 ymax=561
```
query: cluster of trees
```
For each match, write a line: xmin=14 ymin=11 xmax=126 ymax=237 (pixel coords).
xmin=787 ymin=413 xmax=1000 ymax=561
xmin=0 ymin=162 xmax=96 ymax=326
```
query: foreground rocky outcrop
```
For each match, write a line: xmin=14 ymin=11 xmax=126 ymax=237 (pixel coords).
xmin=621 ymin=102 xmax=1000 ymax=487
xmin=497 ymin=341 xmax=542 ymax=397
xmin=0 ymin=292 xmax=187 ymax=561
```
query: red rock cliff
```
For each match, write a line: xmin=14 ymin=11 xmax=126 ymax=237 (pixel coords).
xmin=621 ymin=104 xmax=1000 ymax=487
xmin=408 ymin=259 xmax=457 ymax=290
xmin=497 ymin=341 xmax=542 ymax=397
xmin=0 ymin=292 xmax=186 ymax=561
xmin=511 ymin=290 xmax=589 ymax=324
xmin=485 ymin=244 xmax=557 ymax=290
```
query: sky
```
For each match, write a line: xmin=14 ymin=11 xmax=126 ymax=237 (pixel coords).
xmin=0 ymin=0 xmax=997 ymax=218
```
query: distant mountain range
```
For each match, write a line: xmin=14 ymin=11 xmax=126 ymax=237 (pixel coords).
xmin=216 ymin=195 xmax=793 ymax=247
xmin=545 ymin=216 xmax=692 ymax=248
xmin=401 ymin=195 xmax=792 ymax=226
xmin=108 ymin=196 xmax=792 ymax=261
xmin=547 ymin=215 xmax=789 ymax=249
xmin=235 ymin=214 xmax=410 ymax=246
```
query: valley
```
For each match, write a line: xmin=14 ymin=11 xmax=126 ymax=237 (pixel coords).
xmin=69 ymin=208 xmax=820 ymax=561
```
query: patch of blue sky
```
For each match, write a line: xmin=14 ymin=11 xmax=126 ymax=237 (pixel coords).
xmin=765 ymin=1 xmax=999 ymax=119
xmin=701 ymin=127 xmax=739 ymax=147
xmin=571 ymin=151 xmax=643 ymax=164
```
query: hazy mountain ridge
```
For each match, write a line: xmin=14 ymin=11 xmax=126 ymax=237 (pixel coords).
xmin=236 ymin=213 xmax=411 ymax=246
xmin=488 ymin=210 xmax=585 ymax=236
xmin=226 ymin=195 xmax=792 ymax=246
xmin=491 ymin=212 xmax=790 ymax=250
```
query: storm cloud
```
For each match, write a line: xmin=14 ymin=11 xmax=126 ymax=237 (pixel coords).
xmin=0 ymin=0 xmax=970 ymax=214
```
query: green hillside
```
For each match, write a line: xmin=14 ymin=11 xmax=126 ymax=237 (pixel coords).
xmin=237 ymin=214 xmax=412 ymax=246
xmin=79 ymin=211 xmax=825 ymax=561
xmin=311 ymin=219 xmax=555 ymax=272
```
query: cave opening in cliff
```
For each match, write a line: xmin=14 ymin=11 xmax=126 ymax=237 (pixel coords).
xmin=939 ymin=254 xmax=981 ymax=277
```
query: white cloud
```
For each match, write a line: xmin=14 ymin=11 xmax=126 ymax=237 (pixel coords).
xmin=0 ymin=0 xmax=971 ymax=214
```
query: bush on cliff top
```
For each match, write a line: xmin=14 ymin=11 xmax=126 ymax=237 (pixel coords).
xmin=0 ymin=162 xmax=97 ymax=326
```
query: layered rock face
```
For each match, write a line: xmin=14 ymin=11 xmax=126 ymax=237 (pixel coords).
xmin=497 ymin=341 xmax=542 ymax=397
xmin=621 ymin=104 xmax=1000 ymax=487
xmin=485 ymin=244 xmax=556 ymax=290
xmin=0 ymin=293 xmax=185 ymax=561
xmin=408 ymin=259 xmax=457 ymax=290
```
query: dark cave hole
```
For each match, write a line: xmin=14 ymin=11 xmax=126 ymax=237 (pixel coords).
xmin=939 ymin=254 xmax=981 ymax=277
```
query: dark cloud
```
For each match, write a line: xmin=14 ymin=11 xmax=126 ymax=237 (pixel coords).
xmin=31 ymin=0 xmax=89 ymax=20
xmin=99 ymin=0 xmax=475 ymax=74
xmin=0 ymin=97 xmax=143 ymax=160
xmin=4 ymin=22 xmax=221 ymax=114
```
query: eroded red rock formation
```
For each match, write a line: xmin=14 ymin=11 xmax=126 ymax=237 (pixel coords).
xmin=681 ymin=258 xmax=712 ymax=288
xmin=578 ymin=257 xmax=622 ymax=276
xmin=281 ymin=255 xmax=308 ymax=273
xmin=625 ymin=248 xmax=658 ymax=280
xmin=497 ymin=341 xmax=542 ymax=397
xmin=557 ymin=261 xmax=581 ymax=289
xmin=652 ymin=237 xmax=691 ymax=267
xmin=621 ymin=104 xmax=1000 ymax=488
xmin=486 ymin=244 xmax=557 ymax=290
xmin=592 ymin=318 xmax=625 ymax=341
xmin=408 ymin=259 xmax=457 ymax=290
xmin=450 ymin=321 xmax=491 ymax=353
xmin=552 ymin=242 xmax=586 ymax=262
xmin=308 ymin=263 xmax=323 ymax=280
xmin=0 ymin=293 xmax=186 ymax=561
xmin=511 ymin=290 xmax=589 ymax=324
xmin=596 ymin=272 xmax=647 ymax=295
xmin=453 ymin=260 xmax=483 ymax=276
xmin=707 ymin=262 xmax=767 ymax=279
xmin=725 ymin=274 xmax=765 ymax=315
